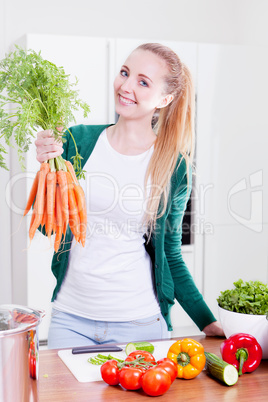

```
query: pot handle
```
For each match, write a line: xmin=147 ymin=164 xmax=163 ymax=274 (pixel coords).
xmin=35 ymin=309 xmax=46 ymax=319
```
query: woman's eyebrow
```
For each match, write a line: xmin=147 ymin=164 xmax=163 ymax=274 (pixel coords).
xmin=139 ymin=74 xmax=153 ymax=83
xmin=121 ymin=65 xmax=153 ymax=83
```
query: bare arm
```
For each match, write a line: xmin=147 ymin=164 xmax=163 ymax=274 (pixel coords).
xmin=202 ymin=321 xmax=225 ymax=337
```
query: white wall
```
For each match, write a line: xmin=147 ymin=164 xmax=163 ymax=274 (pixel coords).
xmin=0 ymin=0 xmax=267 ymax=305
xmin=1 ymin=0 xmax=268 ymax=61
xmin=0 ymin=0 xmax=12 ymax=304
xmin=236 ymin=0 xmax=268 ymax=45
xmin=0 ymin=0 xmax=239 ymax=57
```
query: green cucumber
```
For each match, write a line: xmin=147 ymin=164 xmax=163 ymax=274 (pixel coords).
xmin=205 ymin=352 xmax=238 ymax=386
xmin=125 ymin=342 xmax=154 ymax=355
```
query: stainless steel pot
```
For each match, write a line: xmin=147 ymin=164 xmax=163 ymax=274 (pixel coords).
xmin=0 ymin=304 xmax=45 ymax=402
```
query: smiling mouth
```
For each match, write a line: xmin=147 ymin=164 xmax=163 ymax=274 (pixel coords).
xmin=119 ymin=94 xmax=136 ymax=105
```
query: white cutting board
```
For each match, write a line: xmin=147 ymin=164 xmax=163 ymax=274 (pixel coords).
xmin=58 ymin=340 xmax=175 ymax=383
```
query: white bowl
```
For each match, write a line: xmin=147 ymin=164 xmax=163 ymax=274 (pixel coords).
xmin=218 ymin=306 xmax=268 ymax=359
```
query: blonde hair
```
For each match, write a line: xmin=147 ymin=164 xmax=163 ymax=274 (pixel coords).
xmin=136 ymin=43 xmax=195 ymax=236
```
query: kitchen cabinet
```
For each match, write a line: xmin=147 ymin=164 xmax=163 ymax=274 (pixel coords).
xmin=196 ymin=44 xmax=268 ymax=226
xmin=195 ymin=44 xmax=268 ymax=316
xmin=203 ymin=223 xmax=268 ymax=318
xmin=9 ymin=35 xmax=267 ymax=342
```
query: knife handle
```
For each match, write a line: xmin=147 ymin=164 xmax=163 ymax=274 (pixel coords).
xmin=72 ymin=345 xmax=123 ymax=354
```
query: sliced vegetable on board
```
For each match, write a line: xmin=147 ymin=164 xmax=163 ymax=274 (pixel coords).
xmin=167 ymin=338 xmax=206 ymax=379
xmin=88 ymin=354 xmax=124 ymax=366
xmin=204 ymin=352 xmax=238 ymax=386
xmin=220 ymin=333 xmax=262 ymax=375
xmin=0 ymin=46 xmax=90 ymax=250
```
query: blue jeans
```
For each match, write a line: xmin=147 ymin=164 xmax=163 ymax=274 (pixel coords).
xmin=47 ymin=308 xmax=170 ymax=349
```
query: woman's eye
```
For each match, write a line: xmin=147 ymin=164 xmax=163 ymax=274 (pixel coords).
xmin=140 ymin=80 xmax=148 ymax=87
xmin=120 ymin=70 xmax=128 ymax=77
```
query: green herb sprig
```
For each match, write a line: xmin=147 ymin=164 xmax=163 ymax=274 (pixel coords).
xmin=217 ymin=279 xmax=268 ymax=315
xmin=0 ymin=46 xmax=90 ymax=178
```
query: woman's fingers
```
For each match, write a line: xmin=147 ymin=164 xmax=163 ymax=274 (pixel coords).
xmin=35 ymin=129 xmax=53 ymax=140
xmin=36 ymin=147 xmax=64 ymax=163
xmin=35 ymin=130 xmax=64 ymax=163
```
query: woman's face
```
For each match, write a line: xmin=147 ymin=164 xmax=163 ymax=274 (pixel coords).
xmin=113 ymin=49 xmax=170 ymax=121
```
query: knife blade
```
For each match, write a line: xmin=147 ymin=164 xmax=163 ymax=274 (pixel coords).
xmin=72 ymin=345 xmax=123 ymax=354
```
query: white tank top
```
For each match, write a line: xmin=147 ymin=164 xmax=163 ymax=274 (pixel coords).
xmin=53 ymin=129 xmax=160 ymax=321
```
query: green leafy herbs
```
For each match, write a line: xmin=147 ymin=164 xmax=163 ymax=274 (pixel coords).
xmin=217 ymin=279 xmax=268 ymax=315
xmin=0 ymin=45 xmax=90 ymax=178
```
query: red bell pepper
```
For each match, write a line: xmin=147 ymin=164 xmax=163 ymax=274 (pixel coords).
xmin=28 ymin=340 xmax=37 ymax=379
xmin=220 ymin=333 xmax=262 ymax=376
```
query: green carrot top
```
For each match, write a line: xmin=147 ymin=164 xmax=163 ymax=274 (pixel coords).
xmin=0 ymin=45 xmax=90 ymax=178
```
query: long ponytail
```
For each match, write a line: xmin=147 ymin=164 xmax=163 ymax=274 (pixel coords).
xmin=136 ymin=43 xmax=195 ymax=236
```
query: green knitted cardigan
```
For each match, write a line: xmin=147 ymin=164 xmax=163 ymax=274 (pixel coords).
xmin=50 ymin=124 xmax=216 ymax=331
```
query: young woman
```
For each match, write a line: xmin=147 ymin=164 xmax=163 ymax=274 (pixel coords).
xmin=35 ymin=43 xmax=224 ymax=349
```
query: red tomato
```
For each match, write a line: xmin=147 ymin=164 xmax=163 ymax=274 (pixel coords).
xmin=100 ymin=360 xmax=120 ymax=385
xmin=157 ymin=357 xmax=177 ymax=383
xmin=141 ymin=366 xmax=172 ymax=397
xmin=125 ymin=350 xmax=156 ymax=363
xmin=29 ymin=351 xmax=36 ymax=379
xmin=119 ymin=367 xmax=144 ymax=390
xmin=28 ymin=343 xmax=36 ymax=379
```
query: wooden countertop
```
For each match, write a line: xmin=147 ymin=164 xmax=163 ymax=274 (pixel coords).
xmin=38 ymin=335 xmax=268 ymax=401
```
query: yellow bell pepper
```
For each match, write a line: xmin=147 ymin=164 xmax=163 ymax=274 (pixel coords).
xmin=167 ymin=338 xmax=206 ymax=379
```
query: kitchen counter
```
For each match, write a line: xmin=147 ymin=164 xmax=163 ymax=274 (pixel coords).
xmin=38 ymin=335 xmax=268 ymax=401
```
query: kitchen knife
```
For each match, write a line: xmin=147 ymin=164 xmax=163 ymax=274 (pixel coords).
xmin=72 ymin=345 xmax=123 ymax=354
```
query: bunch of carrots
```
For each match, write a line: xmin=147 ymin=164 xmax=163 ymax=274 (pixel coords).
xmin=23 ymin=160 xmax=87 ymax=252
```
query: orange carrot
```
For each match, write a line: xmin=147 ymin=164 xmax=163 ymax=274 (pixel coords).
xmin=27 ymin=162 xmax=50 ymax=239
xmin=65 ymin=160 xmax=79 ymax=185
xmin=52 ymin=206 xmax=57 ymax=235
xmin=63 ymin=219 xmax=68 ymax=240
xmin=56 ymin=170 xmax=69 ymax=227
xmin=54 ymin=224 xmax=63 ymax=253
xmin=40 ymin=162 xmax=50 ymax=173
xmin=54 ymin=185 xmax=63 ymax=253
xmin=29 ymin=168 xmax=48 ymax=240
xmin=55 ymin=185 xmax=62 ymax=228
xmin=46 ymin=171 xmax=56 ymax=238
xmin=23 ymin=171 xmax=40 ymax=216
xmin=65 ymin=170 xmax=87 ymax=247
xmin=66 ymin=173 xmax=80 ymax=242
xmin=41 ymin=193 xmax=47 ymax=229
xmin=73 ymin=184 xmax=87 ymax=247
xmin=29 ymin=201 xmax=36 ymax=232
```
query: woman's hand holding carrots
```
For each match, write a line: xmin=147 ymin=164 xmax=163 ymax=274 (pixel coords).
xmin=35 ymin=130 xmax=64 ymax=163
xmin=24 ymin=159 xmax=87 ymax=253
